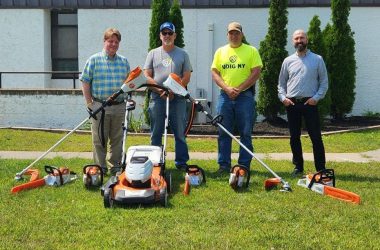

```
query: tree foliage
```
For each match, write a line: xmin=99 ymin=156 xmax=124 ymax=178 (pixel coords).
xmin=145 ymin=0 xmax=171 ymax=125
xmin=169 ymin=0 xmax=185 ymax=48
xmin=148 ymin=0 xmax=171 ymax=51
xmin=257 ymin=0 xmax=288 ymax=121
xmin=307 ymin=16 xmax=325 ymax=57
xmin=325 ymin=0 xmax=356 ymax=119
xmin=307 ymin=15 xmax=331 ymax=126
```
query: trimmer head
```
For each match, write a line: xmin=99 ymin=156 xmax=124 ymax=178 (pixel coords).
xmin=280 ymin=182 xmax=292 ymax=192
xmin=264 ymin=178 xmax=281 ymax=190
xmin=14 ymin=169 xmax=40 ymax=181
xmin=15 ymin=173 xmax=23 ymax=181
xmin=264 ymin=178 xmax=292 ymax=192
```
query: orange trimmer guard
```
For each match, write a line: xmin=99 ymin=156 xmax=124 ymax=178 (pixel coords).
xmin=264 ymin=177 xmax=281 ymax=190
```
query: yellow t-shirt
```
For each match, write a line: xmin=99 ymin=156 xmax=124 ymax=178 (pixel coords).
xmin=211 ymin=43 xmax=262 ymax=88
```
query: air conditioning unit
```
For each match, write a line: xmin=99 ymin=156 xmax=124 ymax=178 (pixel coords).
xmin=193 ymin=99 xmax=208 ymax=124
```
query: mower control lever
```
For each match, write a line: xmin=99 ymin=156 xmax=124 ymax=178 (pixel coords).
xmin=126 ymin=99 xmax=136 ymax=111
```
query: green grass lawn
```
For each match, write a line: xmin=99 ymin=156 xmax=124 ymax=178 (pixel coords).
xmin=1 ymin=128 xmax=380 ymax=153
xmin=1 ymin=158 xmax=379 ymax=249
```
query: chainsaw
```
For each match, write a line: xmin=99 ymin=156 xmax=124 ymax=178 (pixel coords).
xmin=297 ymin=169 xmax=360 ymax=204
xmin=11 ymin=166 xmax=77 ymax=193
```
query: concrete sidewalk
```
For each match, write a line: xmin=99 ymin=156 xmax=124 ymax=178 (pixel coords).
xmin=1 ymin=149 xmax=380 ymax=163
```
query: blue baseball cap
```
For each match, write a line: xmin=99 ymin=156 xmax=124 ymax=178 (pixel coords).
xmin=160 ymin=22 xmax=175 ymax=33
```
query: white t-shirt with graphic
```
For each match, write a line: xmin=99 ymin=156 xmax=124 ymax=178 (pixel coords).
xmin=143 ymin=46 xmax=192 ymax=86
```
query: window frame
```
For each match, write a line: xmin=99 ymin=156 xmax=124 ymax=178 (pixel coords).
xmin=51 ymin=10 xmax=78 ymax=79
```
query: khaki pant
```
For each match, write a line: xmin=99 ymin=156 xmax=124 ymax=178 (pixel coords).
xmin=90 ymin=101 xmax=126 ymax=169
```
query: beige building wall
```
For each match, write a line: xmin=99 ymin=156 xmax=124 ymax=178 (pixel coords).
xmin=0 ymin=7 xmax=379 ymax=128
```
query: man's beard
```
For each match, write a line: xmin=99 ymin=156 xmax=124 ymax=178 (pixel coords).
xmin=163 ymin=40 xmax=173 ymax=46
xmin=295 ymin=43 xmax=307 ymax=52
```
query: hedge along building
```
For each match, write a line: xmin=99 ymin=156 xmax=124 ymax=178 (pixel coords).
xmin=0 ymin=0 xmax=379 ymax=129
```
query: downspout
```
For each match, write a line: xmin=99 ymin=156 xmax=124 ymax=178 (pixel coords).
xmin=207 ymin=23 xmax=215 ymax=112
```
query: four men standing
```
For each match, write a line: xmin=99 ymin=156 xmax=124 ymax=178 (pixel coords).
xmin=81 ymin=24 xmax=328 ymax=177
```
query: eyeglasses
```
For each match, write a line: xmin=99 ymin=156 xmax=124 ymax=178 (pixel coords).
xmin=161 ymin=31 xmax=174 ymax=36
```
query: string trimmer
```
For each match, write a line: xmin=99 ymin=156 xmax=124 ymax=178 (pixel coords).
xmin=14 ymin=67 xmax=146 ymax=181
xmin=163 ymin=73 xmax=292 ymax=192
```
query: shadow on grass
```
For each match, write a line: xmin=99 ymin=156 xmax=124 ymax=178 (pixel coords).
xmin=335 ymin=173 xmax=380 ymax=183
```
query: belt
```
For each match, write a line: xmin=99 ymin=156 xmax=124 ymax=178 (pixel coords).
xmin=93 ymin=97 xmax=124 ymax=105
xmin=220 ymin=87 xmax=254 ymax=95
xmin=289 ymin=97 xmax=311 ymax=103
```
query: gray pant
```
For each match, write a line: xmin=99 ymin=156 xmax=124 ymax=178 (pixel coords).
xmin=90 ymin=101 xmax=126 ymax=169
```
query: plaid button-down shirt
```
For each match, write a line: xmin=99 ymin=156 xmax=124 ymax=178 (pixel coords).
xmin=80 ymin=50 xmax=130 ymax=101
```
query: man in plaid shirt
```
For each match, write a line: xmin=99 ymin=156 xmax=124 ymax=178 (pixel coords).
xmin=80 ymin=28 xmax=130 ymax=174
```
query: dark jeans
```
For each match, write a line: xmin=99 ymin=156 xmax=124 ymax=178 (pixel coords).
xmin=216 ymin=90 xmax=254 ymax=168
xmin=286 ymin=103 xmax=326 ymax=171
xmin=149 ymin=94 xmax=189 ymax=166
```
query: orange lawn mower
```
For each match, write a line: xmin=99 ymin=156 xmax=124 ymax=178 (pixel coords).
xmin=100 ymin=70 xmax=175 ymax=208
xmin=163 ymin=73 xmax=292 ymax=192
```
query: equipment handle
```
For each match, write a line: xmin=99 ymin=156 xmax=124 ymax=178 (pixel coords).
xmin=45 ymin=166 xmax=64 ymax=186
xmin=140 ymin=83 xmax=170 ymax=94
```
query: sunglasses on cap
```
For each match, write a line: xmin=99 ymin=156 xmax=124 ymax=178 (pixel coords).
xmin=161 ymin=31 xmax=174 ymax=36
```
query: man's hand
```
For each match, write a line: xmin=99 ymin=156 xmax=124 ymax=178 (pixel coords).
xmin=159 ymin=89 xmax=174 ymax=101
xmin=305 ymin=98 xmax=317 ymax=106
xmin=225 ymin=87 xmax=241 ymax=100
xmin=86 ymin=105 xmax=97 ymax=120
xmin=283 ymin=98 xmax=294 ymax=107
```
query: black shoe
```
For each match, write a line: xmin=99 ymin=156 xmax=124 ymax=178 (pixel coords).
xmin=175 ymin=164 xmax=187 ymax=171
xmin=291 ymin=168 xmax=303 ymax=177
xmin=102 ymin=167 xmax=108 ymax=176
xmin=215 ymin=166 xmax=230 ymax=175
xmin=110 ymin=167 xmax=122 ymax=176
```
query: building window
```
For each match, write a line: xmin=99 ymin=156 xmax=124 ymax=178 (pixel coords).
xmin=51 ymin=10 xmax=78 ymax=79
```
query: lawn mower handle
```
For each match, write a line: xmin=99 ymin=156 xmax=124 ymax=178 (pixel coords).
xmin=90 ymin=84 xmax=169 ymax=118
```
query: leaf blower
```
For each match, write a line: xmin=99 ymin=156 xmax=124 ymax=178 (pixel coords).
xmin=183 ymin=165 xmax=206 ymax=195
xmin=229 ymin=165 xmax=250 ymax=190
xmin=83 ymin=164 xmax=104 ymax=188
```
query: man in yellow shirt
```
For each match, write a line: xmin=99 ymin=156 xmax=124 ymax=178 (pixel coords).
xmin=211 ymin=22 xmax=262 ymax=173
